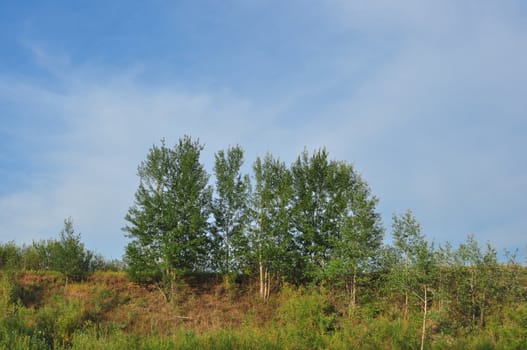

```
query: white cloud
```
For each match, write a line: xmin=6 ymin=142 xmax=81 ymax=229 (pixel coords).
xmin=0 ymin=60 xmax=315 ymax=258
xmin=291 ymin=1 xmax=527 ymax=250
xmin=1 ymin=1 xmax=526 ymax=259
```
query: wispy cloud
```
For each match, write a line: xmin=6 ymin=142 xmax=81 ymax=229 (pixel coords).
xmin=0 ymin=53 xmax=298 ymax=258
xmin=0 ymin=1 xmax=525 ymax=258
xmin=293 ymin=1 xmax=527 ymax=248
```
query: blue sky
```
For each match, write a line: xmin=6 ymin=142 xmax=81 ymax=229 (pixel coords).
xmin=1 ymin=1 xmax=526 ymax=260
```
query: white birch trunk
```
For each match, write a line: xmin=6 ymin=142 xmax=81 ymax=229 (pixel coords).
xmin=420 ymin=285 xmax=428 ymax=350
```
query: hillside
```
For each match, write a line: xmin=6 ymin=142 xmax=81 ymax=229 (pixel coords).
xmin=2 ymin=270 xmax=527 ymax=349
xmin=13 ymin=271 xmax=270 ymax=332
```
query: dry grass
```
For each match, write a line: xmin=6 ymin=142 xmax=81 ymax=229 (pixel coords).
xmin=13 ymin=271 xmax=277 ymax=336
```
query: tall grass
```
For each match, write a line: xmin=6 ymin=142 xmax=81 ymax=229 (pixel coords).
xmin=2 ymin=273 xmax=527 ymax=349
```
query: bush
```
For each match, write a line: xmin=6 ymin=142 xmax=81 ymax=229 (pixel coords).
xmin=0 ymin=272 xmax=31 ymax=349
xmin=275 ymin=287 xmax=336 ymax=349
xmin=494 ymin=304 xmax=527 ymax=349
xmin=32 ymin=298 xmax=88 ymax=349
xmin=52 ymin=218 xmax=94 ymax=283
xmin=0 ymin=242 xmax=21 ymax=270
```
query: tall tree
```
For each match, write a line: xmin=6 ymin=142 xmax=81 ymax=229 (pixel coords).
xmin=123 ymin=136 xmax=212 ymax=300
xmin=391 ymin=210 xmax=436 ymax=350
xmin=391 ymin=209 xmax=425 ymax=320
xmin=455 ymin=235 xmax=501 ymax=328
xmin=455 ymin=234 xmax=483 ymax=327
xmin=290 ymin=148 xmax=349 ymax=281
xmin=414 ymin=239 xmax=436 ymax=350
xmin=250 ymin=154 xmax=296 ymax=300
xmin=211 ymin=145 xmax=251 ymax=275
xmin=435 ymin=241 xmax=455 ymax=312
xmin=325 ymin=162 xmax=383 ymax=314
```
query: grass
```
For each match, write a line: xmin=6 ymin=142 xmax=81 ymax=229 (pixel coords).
xmin=1 ymin=270 xmax=527 ymax=349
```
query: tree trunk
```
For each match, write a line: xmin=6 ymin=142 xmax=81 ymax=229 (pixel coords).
xmin=352 ymin=272 xmax=357 ymax=307
xmin=156 ymin=283 xmax=169 ymax=303
xmin=170 ymin=269 xmax=174 ymax=300
xmin=64 ymin=275 xmax=69 ymax=294
xmin=480 ymin=292 xmax=486 ymax=327
xmin=259 ymin=260 xmax=264 ymax=299
xmin=347 ymin=273 xmax=357 ymax=317
xmin=404 ymin=290 xmax=409 ymax=322
xmin=471 ymin=269 xmax=476 ymax=326
xmin=438 ymin=269 xmax=444 ymax=311
xmin=404 ymin=256 xmax=409 ymax=321
xmin=264 ymin=269 xmax=270 ymax=301
xmin=161 ymin=268 xmax=177 ymax=303
xmin=420 ymin=285 xmax=428 ymax=350
xmin=258 ymin=259 xmax=271 ymax=301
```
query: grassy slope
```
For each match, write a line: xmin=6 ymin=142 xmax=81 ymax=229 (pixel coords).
xmin=2 ymin=270 xmax=527 ymax=349
xmin=15 ymin=271 xmax=274 ymax=334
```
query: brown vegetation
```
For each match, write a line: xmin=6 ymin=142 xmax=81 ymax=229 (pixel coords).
xmin=15 ymin=271 xmax=275 ymax=335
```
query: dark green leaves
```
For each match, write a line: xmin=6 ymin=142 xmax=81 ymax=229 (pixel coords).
xmin=211 ymin=145 xmax=251 ymax=274
xmin=52 ymin=218 xmax=94 ymax=282
xmin=123 ymin=137 xmax=384 ymax=299
xmin=123 ymin=136 xmax=212 ymax=293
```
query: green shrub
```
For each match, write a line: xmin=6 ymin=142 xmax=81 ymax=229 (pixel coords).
xmin=0 ymin=272 xmax=28 ymax=348
xmin=275 ymin=287 xmax=336 ymax=349
xmin=493 ymin=304 xmax=527 ymax=350
xmin=0 ymin=242 xmax=21 ymax=270
xmin=84 ymin=286 xmax=124 ymax=324
xmin=31 ymin=298 xmax=88 ymax=349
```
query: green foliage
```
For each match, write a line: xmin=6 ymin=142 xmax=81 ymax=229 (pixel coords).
xmin=123 ymin=136 xmax=212 ymax=299
xmin=211 ymin=145 xmax=251 ymax=274
xmin=390 ymin=210 xmax=436 ymax=303
xmin=289 ymin=148 xmax=383 ymax=291
xmin=449 ymin=235 xmax=506 ymax=328
xmin=69 ymin=328 xmax=138 ymax=350
xmin=82 ymin=255 xmax=125 ymax=273
xmin=0 ymin=218 xmax=118 ymax=279
xmin=0 ymin=272 xmax=30 ymax=350
xmin=84 ymin=286 xmax=128 ymax=324
xmin=0 ymin=271 xmax=18 ymax=309
xmin=0 ymin=242 xmax=21 ymax=270
xmin=3 ymin=136 xmax=527 ymax=349
xmin=67 ymin=327 xmax=280 ymax=350
xmin=291 ymin=148 xmax=346 ymax=281
xmin=0 ymin=273 xmax=526 ymax=350
xmin=323 ymin=162 xmax=383 ymax=310
xmin=30 ymin=239 xmax=57 ymax=270
xmin=337 ymin=317 xmax=420 ymax=350
xmin=251 ymin=154 xmax=298 ymax=289
xmin=276 ymin=287 xmax=337 ymax=349
xmin=496 ymin=304 xmax=527 ymax=349
xmin=18 ymin=244 xmax=44 ymax=271
xmin=33 ymin=298 xmax=88 ymax=348
xmin=51 ymin=218 xmax=94 ymax=283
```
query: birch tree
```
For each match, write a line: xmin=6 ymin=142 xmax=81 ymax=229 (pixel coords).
xmin=391 ymin=210 xmax=437 ymax=350
xmin=211 ymin=145 xmax=251 ymax=275
xmin=324 ymin=162 xmax=383 ymax=314
xmin=391 ymin=209 xmax=425 ymax=320
xmin=250 ymin=154 xmax=296 ymax=300
xmin=123 ymin=136 xmax=212 ymax=301
xmin=290 ymin=148 xmax=348 ymax=281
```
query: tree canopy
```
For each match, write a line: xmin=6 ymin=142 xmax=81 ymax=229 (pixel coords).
xmin=123 ymin=136 xmax=212 ymax=299
xmin=123 ymin=136 xmax=385 ymax=302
